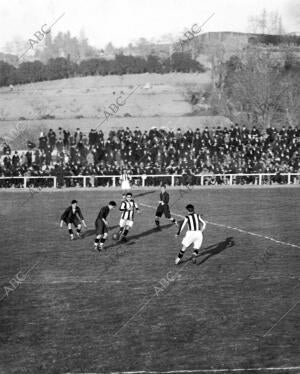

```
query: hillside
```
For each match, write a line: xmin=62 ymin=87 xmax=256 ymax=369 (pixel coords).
xmin=0 ymin=72 xmax=233 ymax=138
xmin=0 ymin=73 xmax=211 ymax=119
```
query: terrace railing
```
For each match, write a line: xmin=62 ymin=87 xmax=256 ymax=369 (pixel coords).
xmin=0 ymin=173 xmax=299 ymax=189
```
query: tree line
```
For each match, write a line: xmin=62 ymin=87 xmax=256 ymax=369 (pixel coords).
xmin=0 ymin=53 xmax=205 ymax=87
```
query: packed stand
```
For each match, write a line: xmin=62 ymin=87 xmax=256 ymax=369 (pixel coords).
xmin=0 ymin=124 xmax=299 ymax=188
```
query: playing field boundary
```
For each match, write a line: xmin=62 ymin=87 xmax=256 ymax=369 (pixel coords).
xmin=139 ymin=203 xmax=300 ymax=250
xmin=64 ymin=365 xmax=300 ymax=373
xmin=0 ymin=184 xmax=299 ymax=193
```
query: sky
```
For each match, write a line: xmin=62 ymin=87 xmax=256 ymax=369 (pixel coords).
xmin=0 ymin=0 xmax=299 ymax=52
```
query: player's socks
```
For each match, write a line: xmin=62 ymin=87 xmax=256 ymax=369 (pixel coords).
xmin=99 ymin=238 xmax=105 ymax=250
xmin=118 ymin=228 xmax=125 ymax=240
xmin=155 ymin=221 xmax=161 ymax=230
xmin=69 ymin=228 xmax=74 ymax=240
xmin=175 ymin=249 xmax=185 ymax=265
xmin=192 ymin=250 xmax=199 ymax=264
xmin=76 ymin=228 xmax=81 ymax=238
xmin=155 ymin=219 xmax=160 ymax=226
xmin=121 ymin=229 xmax=129 ymax=242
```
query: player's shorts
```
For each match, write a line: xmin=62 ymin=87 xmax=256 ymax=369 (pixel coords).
xmin=121 ymin=180 xmax=131 ymax=190
xmin=119 ymin=218 xmax=134 ymax=228
xmin=95 ymin=218 xmax=108 ymax=236
xmin=155 ymin=204 xmax=171 ymax=219
xmin=64 ymin=216 xmax=81 ymax=227
xmin=182 ymin=230 xmax=203 ymax=249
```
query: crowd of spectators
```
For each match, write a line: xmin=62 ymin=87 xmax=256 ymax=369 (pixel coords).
xmin=0 ymin=123 xmax=299 ymax=188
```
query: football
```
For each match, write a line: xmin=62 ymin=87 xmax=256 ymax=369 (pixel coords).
xmin=112 ymin=233 xmax=119 ymax=240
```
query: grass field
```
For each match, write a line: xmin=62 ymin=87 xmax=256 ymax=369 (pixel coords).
xmin=0 ymin=73 xmax=211 ymax=122
xmin=0 ymin=187 xmax=299 ymax=374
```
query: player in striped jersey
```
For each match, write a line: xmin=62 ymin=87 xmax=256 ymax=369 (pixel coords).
xmin=120 ymin=168 xmax=131 ymax=198
xmin=175 ymin=204 xmax=206 ymax=265
xmin=118 ymin=192 xmax=140 ymax=241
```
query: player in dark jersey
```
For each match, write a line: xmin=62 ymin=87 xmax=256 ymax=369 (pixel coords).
xmin=175 ymin=204 xmax=206 ymax=264
xmin=94 ymin=201 xmax=117 ymax=251
xmin=60 ymin=200 xmax=87 ymax=240
xmin=155 ymin=185 xmax=178 ymax=228
xmin=118 ymin=192 xmax=140 ymax=242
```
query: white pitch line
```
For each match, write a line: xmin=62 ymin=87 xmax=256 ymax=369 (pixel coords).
xmin=24 ymin=280 xmax=123 ymax=284
xmin=139 ymin=203 xmax=300 ymax=250
xmin=20 ymin=275 xmax=300 ymax=285
xmin=207 ymin=222 xmax=300 ymax=249
xmin=64 ymin=365 xmax=300 ymax=374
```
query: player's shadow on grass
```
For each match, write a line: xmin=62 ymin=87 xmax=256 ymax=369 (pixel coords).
xmin=133 ymin=190 xmax=156 ymax=198
xmin=81 ymin=225 xmax=119 ymax=239
xmin=128 ymin=223 xmax=174 ymax=241
xmin=103 ymin=223 xmax=174 ymax=250
xmin=195 ymin=237 xmax=235 ymax=265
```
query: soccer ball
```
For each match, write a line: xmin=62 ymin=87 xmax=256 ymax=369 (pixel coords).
xmin=112 ymin=233 xmax=119 ymax=241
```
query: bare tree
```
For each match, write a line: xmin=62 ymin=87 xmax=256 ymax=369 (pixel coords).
xmin=4 ymin=36 xmax=28 ymax=56
xmin=282 ymin=48 xmax=300 ymax=126
xmin=225 ymin=49 xmax=291 ymax=128
xmin=268 ymin=12 xmax=285 ymax=34
xmin=248 ymin=9 xmax=285 ymax=34
xmin=259 ymin=9 xmax=268 ymax=34
xmin=285 ymin=79 xmax=300 ymax=126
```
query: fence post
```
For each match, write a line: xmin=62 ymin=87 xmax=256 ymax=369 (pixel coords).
xmin=200 ymin=175 xmax=203 ymax=186
xmin=287 ymin=173 xmax=291 ymax=184
xmin=53 ymin=177 xmax=57 ymax=189
xmin=142 ymin=175 xmax=145 ymax=187
xmin=171 ymin=175 xmax=175 ymax=187
xmin=24 ymin=177 xmax=27 ymax=188
xmin=83 ymin=176 xmax=86 ymax=188
xmin=258 ymin=174 xmax=262 ymax=185
xmin=112 ymin=177 xmax=116 ymax=187
xmin=229 ymin=175 xmax=233 ymax=185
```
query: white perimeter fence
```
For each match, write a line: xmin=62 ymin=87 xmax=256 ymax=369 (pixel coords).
xmin=0 ymin=173 xmax=299 ymax=189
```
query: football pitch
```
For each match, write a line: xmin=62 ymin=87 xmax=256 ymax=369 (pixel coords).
xmin=0 ymin=187 xmax=299 ymax=374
